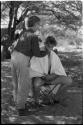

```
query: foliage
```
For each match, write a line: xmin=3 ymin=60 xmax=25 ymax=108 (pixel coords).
xmin=1 ymin=1 xmax=44 ymax=45
xmin=1 ymin=51 xmax=82 ymax=124
xmin=35 ymin=0 xmax=82 ymax=31
xmin=1 ymin=1 xmax=82 ymax=45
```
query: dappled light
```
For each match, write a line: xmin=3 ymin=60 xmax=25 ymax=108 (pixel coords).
xmin=1 ymin=51 xmax=82 ymax=124
xmin=1 ymin=0 xmax=82 ymax=124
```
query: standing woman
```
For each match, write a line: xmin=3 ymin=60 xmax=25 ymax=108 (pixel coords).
xmin=11 ymin=15 xmax=47 ymax=114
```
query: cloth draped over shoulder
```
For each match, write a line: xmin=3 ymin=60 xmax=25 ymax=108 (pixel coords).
xmin=29 ymin=51 xmax=67 ymax=78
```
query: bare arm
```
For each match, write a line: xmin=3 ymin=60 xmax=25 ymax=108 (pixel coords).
xmin=42 ymin=74 xmax=72 ymax=86
xmin=42 ymin=73 xmax=59 ymax=81
xmin=51 ymin=75 xmax=72 ymax=85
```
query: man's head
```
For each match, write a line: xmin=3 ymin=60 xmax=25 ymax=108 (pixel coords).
xmin=45 ymin=36 xmax=57 ymax=50
xmin=26 ymin=15 xmax=41 ymax=31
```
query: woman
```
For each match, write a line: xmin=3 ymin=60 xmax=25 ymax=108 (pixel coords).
xmin=11 ymin=15 xmax=47 ymax=115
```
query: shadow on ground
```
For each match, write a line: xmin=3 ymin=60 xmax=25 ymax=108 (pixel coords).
xmin=1 ymin=51 xmax=83 ymax=124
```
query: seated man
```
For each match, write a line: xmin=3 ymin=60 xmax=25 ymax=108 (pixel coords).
xmin=30 ymin=36 xmax=72 ymax=104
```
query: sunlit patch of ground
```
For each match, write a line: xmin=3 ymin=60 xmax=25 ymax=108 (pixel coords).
xmin=1 ymin=51 xmax=83 ymax=124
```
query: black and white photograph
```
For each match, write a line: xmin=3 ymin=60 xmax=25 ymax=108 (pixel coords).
xmin=1 ymin=0 xmax=83 ymax=124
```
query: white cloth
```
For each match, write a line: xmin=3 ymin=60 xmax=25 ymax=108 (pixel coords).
xmin=30 ymin=51 xmax=67 ymax=78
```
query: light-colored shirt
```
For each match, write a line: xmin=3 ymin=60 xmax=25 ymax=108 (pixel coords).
xmin=30 ymin=50 xmax=67 ymax=78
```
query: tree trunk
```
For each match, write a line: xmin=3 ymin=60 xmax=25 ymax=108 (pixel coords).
xmin=8 ymin=1 xmax=14 ymax=45
xmin=12 ymin=7 xmax=18 ymax=40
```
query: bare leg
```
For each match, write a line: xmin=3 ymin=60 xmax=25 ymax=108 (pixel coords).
xmin=50 ymin=76 xmax=72 ymax=101
xmin=32 ymin=76 xmax=72 ymax=105
xmin=32 ymin=78 xmax=37 ymax=102
xmin=32 ymin=77 xmax=44 ymax=103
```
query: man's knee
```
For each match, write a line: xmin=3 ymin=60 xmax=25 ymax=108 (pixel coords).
xmin=66 ymin=76 xmax=72 ymax=85
xmin=59 ymin=76 xmax=72 ymax=86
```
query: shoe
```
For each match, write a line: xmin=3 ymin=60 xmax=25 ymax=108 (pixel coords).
xmin=34 ymin=101 xmax=43 ymax=108
xmin=53 ymin=100 xmax=60 ymax=104
xmin=18 ymin=108 xmax=29 ymax=116
xmin=42 ymin=99 xmax=60 ymax=105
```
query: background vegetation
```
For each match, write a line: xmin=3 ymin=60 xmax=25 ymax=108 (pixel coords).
xmin=1 ymin=1 xmax=83 ymax=47
xmin=1 ymin=1 xmax=83 ymax=124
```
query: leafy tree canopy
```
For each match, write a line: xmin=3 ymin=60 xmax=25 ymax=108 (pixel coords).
xmin=1 ymin=1 xmax=82 ymax=45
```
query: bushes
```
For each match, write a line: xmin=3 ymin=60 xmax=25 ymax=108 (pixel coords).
xmin=1 ymin=46 xmax=11 ymax=61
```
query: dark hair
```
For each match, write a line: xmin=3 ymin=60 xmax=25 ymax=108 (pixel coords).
xmin=28 ymin=16 xmax=40 ymax=27
xmin=45 ymin=36 xmax=57 ymax=46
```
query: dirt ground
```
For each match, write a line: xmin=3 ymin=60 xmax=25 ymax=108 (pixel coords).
xmin=1 ymin=51 xmax=83 ymax=124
